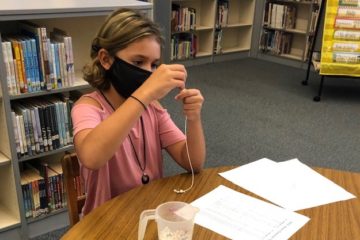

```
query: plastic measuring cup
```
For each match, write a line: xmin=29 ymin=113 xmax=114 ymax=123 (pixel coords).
xmin=138 ymin=201 xmax=199 ymax=240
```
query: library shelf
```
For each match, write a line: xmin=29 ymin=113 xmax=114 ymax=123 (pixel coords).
xmin=9 ymin=79 xmax=90 ymax=100
xmin=0 ymin=205 xmax=21 ymax=231
xmin=27 ymin=207 xmax=67 ymax=224
xmin=281 ymin=53 xmax=303 ymax=61
xmin=18 ymin=145 xmax=74 ymax=163
xmin=156 ymin=0 xmax=255 ymax=64
xmin=259 ymin=0 xmax=322 ymax=62
xmin=264 ymin=26 xmax=307 ymax=35
xmin=0 ymin=1 xmax=152 ymax=239
xmin=222 ymin=47 xmax=252 ymax=54
xmin=225 ymin=23 xmax=254 ymax=28
xmin=0 ymin=152 xmax=10 ymax=166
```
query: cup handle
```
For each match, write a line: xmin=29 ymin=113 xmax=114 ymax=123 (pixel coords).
xmin=138 ymin=209 xmax=156 ymax=240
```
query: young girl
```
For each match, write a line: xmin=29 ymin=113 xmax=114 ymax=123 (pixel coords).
xmin=71 ymin=8 xmax=206 ymax=215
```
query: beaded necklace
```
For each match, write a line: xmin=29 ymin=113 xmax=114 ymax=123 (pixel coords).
xmin=100 ymin=91 xmax=149 ymax=184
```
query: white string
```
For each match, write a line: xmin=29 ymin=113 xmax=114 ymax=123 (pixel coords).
xmin=174 ymin=116 xmax=194 ymax=194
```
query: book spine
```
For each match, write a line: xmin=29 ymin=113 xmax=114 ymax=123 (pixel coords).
xmin=58 ymin=42 xmax=67 ymax=87
xmin=50 ymin=43 xmax=57 ymax=89
xmin=50 ymin=104 xmax=60 ymax=149
xmin=54 ymin=102 xmax=64 ymax=147
xmin=29 ymin=108 xmax=40 ymax=153
xmin=21 ymin=185 xmax=28 ymax=218
xmin=54 ymin=43 xmax=62 ymax=88
xmin=19 ymin=114 xmax=29 ymax=156
xmin=66 ymin=36 xmax=75 ymax=85
xmin=57 ymin=101 xmax=66 ymax=146
xmin=38 ymin=106 xmax=48 ymax=152
xmin=11 ymin=111 xmax=21 ymax=157
xmin=63 ymin=101 xmax=71 ymax=143
xmin=44 ymin=105 xmax=53 ymax=151
xmin=25 ymin=108 xmax=36 ymax=154
xmin=25 ymin=184 xmax=32 ymax=218
xmin=11 ymin=40 xmax=27 ymax=93
xmin=2 ymin=41 xmax=14 ymax=94
xmin=15 ymin=115 xmax=24 ymax=156
xmin=34 ymin=180 xmax=41 ymax=217
xmin=56 ymin=174 xmax=61 ymax=209
xmin=29 ymin=38 xmax=40 ymax=91
xmin=22 ymin=39 xmax=33 ymax=93
xmin=50 ymin=176 xmax=56 ymax=210
xmin=33 ymin=106 xmax=44 ymax=152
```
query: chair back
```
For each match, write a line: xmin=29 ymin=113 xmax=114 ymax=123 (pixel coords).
xmin=61 ymin=152 xmax=86 ymax=227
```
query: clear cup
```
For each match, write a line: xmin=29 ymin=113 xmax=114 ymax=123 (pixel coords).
xmin=138 ymin=201 xmax=199 ymax=240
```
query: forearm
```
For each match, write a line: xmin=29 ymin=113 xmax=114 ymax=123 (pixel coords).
xmin=182 ymin=118 xmax=206 ymax=172
xmin=75 ymin=97 xmax=145 ymax=169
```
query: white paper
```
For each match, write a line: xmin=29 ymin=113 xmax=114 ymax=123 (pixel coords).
xmin=191 ymin=185 xmax=309 ymax=240
xmin=219 ymin=158 xmax=356 ymax=211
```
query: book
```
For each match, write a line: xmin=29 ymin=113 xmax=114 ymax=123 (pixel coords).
xmin=11 ymin=111 xmax=21 ymax=157
xmin=1 ymin=41 xmax=17 ymax=95
xmin=51 ymin=28 xmax=75 ymax=86
xmin=19 ymin=21 xmax=43 ymax=89
xmin=7 ymin=38 xmax=27 ymax=93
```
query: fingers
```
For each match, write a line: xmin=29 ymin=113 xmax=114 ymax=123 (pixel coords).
xmin=166 ymin=64 xmax=187 ymax=76
xmin=156 ymin=64 xmax=187 ymax=88
xmin=175 ymin=89 xmax=202 ymax=101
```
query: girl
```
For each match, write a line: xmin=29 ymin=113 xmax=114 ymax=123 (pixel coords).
xmin=71 ymin=8 xmax=206 ymax=215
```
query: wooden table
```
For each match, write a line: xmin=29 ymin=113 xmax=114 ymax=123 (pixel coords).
xmin=62 ymin=166 xmax=360 ymax=240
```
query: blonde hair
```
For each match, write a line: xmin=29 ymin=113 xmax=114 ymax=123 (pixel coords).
xmin=83 ymin=8 xmax=164 ymax=90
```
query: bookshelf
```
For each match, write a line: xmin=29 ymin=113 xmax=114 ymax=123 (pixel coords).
xmin=259 ymin=0 xmax=323 ymax=62
xmin=0 ymin=1 xmax=152 ymax=239
xmin=153 ymin=0 xmax=256 ymax=65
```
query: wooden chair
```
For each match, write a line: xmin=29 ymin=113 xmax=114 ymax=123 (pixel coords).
xmin=61 ymin=152 xmax=86 ymax=227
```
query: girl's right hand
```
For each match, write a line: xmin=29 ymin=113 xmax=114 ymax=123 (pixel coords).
xmin=136 ymin=64 xmax=187 ymax=103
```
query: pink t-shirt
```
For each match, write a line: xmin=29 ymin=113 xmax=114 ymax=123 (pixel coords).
xmin=71 ymin=91 xmax=185 ymax=215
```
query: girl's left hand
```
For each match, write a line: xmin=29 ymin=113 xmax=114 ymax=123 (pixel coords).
xmin=175 ymin=88 xmax=204 ymax=121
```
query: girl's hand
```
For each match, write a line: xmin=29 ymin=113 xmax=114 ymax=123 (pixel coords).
xmin=175 ymin=88 xmax=204 ymax=121
xmin=137 ymin=64 xmax=187 ymax=103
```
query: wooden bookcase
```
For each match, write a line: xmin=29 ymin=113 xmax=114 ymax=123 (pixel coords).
xmin=153 ymin=0 xmax=256 ymax=65
xmin=259 ymin=0 xmax=323 ymax=62
xmin=0 ymin=1 xmax=151 ymax=239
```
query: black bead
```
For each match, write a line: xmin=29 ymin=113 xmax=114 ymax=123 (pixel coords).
xmin=142 ymin=173 xmax=149 ymax=184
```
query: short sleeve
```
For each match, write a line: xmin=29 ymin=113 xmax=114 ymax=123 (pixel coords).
xmin=71 ymin=104 xmax=105 ymax=136
xmin=153 ymin=104 xmax=185 ymax=148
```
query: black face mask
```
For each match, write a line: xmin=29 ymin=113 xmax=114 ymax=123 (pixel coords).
xmin=105 ymin=56 xmax=152 ymax=98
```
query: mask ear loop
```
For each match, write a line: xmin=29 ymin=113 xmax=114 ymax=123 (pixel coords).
xmin=173 ymin=116 xmax=195 ymax=194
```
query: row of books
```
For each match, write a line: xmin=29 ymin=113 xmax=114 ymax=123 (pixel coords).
xmin=214 ymin=29 xmax=223 ymax=54
xmin=2 ymin=21 xmax=75 ymax=95
xmin=264 ymin=3 xmax=297 ymax=30
xmin=11 ymin=96 xmax=74 ymax=158
xmin=21 ymin=160 xmax=66 ymax=218
xmin=216 ymin=0 xmax=229 ymax=28
xmin=259 ymin=30 xmax=293 ymax=55
xmin=171 ymin=33 xmax=197 ymax=60
xmin=171 ymin=4 xmax=196 ymax=32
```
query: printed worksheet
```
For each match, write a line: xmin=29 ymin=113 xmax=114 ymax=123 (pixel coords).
xmin=219 ymin=158 xmax=356 ymax=211
xmin=191 ymin=185 xmax=309 ymax=240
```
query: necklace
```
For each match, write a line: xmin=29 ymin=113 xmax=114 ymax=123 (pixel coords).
xmin=99 ymin=91 xmax=150 ymax=184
